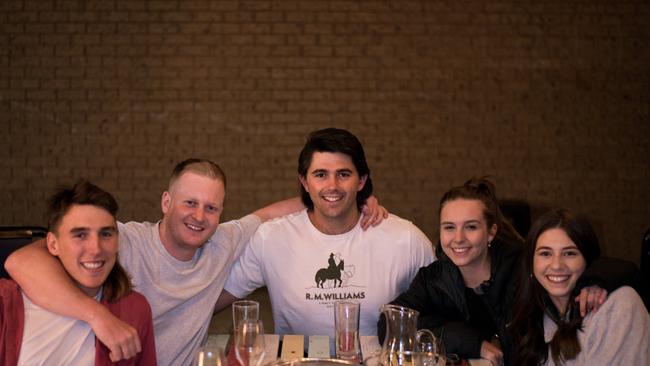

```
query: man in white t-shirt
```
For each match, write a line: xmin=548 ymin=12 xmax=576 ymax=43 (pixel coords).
xmin=217 ymin=128 xmax=435 ymax=348
xmin=6 ymin=158 xmax=386 ymax=365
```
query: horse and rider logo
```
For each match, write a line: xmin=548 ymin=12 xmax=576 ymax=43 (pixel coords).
xmin=315 ymin=253 xmax=350 ymax=288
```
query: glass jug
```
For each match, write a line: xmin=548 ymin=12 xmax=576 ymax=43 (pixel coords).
xmin=378 ymin=304 xmax=438 ymax=366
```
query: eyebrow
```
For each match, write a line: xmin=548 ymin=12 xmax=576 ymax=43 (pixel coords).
xmin=69 ymin=226 xmax=117 ymax=234
xmin=535 ymin=244 xmax=579 ymax=251
xmin=310 ymin=168 xmax=354 ymax=174
xmin=440 ymin=219 xmax=482 ymax=225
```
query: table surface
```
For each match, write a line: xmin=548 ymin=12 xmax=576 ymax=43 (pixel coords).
xmin=207 ymin=334 xmax=490 ymax=366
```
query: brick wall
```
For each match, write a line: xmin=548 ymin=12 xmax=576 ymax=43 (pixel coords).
xmin=1 ymin=0 xmax=648 ymax=263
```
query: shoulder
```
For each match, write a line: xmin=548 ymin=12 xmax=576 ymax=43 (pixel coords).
xmin=596 ymin=286 xmax=645 ymax=314
xmin=255 ymin=210 xmax=308 ymax=234
xmin=117 ymin=220 xmax=157 ymax=242
xmin=373 ymin=214 xmax=432 ymax=242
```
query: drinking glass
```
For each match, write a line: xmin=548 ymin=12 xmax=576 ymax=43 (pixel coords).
xmin=194 ymin=345 xmax=226 ymax=366
xmin=232 ymin=300 xmax=260 ymax=333
xmin=334 ymin=301 xmax=361 ymax=362
xmin=234 ymin=319 xmax=266 ymax=366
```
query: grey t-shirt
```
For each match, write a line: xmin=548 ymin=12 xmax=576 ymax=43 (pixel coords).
xmin=118 ymin=214 xmax=261 ymax=366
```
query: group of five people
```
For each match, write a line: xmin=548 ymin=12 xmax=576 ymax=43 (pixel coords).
xmin=2 ymin=128 xmax=648 ymax=365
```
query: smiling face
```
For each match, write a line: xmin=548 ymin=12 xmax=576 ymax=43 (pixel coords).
xmin=533 ymin=228 xmax=587 ymax=314
xmin=299 ymin=151 xmax=367 ymax=234
xmin=47 ymin=204 xmax=118 ymax=297
xmin=440 ymin=199 xmax=497 ymax=281
xmin=160 ymin=171 xmax=225 ymax=261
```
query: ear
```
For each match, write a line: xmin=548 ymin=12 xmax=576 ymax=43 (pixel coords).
xmin=299 ymin=175 xmax=309 ymax=193
xmin=161 ymin=191 xmax=171 ymax=214
xmin=46 ymin=232 xmax=59 ymax=256
xmin=488 ymin=224 xmax=498 ymax=243
xmin=357 ymin=174 xmax=368 ymax=192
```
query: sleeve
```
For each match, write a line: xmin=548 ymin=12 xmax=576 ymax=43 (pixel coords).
xmin=584 ymin=286 xmax=650 ymax=364
xmin=135 ymin=295 xmax=157 ymax=366
xmin=577 ymin=257 xmax=642 ymax=294
xmin=378 ymin=266 xmax=484 ymax=358
xmin=221 ymin=215 xmax=262 ymax=261
xmin=223 ymin=225 xmax=266 ymax=299
xmin=410 ymin=223 xmax=436 ymax=266
xmin=0 ymin=279 xmax=24 ymax=366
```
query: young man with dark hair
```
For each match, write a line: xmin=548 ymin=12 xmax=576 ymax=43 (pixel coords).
xmin=217 ymin=128 xmax=435 ymax=350
xmin=0 ymin=180 xmax=156 ymax=365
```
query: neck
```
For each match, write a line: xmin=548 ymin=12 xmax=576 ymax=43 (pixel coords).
xmin=158 ymin=219 xmax=196 ymax=261
xmin=551 ymin=296 xmax=570 ymax=317
xmin=459 ymin=256 xmax=491 ymax=288
xmin=307 ymin=209 xmax=360 ymax=235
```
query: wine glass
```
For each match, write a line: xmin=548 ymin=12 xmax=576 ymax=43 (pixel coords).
xmin=417 ymin=329 xmax=446 ymax=366
xmin=194 ymin=344 xmax=226 ymax=366
xmin=234 ymin=319 xmax=266 ymax=366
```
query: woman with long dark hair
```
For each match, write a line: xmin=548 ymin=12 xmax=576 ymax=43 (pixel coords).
xmin=510 ymin=209 xmax=649 ymax=365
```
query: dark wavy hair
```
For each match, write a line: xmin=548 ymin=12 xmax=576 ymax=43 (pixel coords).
xmin=47 ymin=179 xmax=132 ymax=303
xmin=510 ymin=209 xmax=601 ymax=365
xmin=438 ymin=176 xmax=523 ymax=246
xmin=297 ymin=128 xmax=373 ymax=211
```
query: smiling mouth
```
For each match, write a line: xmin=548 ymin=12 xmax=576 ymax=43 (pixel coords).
xmin=185 ymin=223 xmax=204 ymax=231
xmin=321 ymin=193 xmax=343 ymax=202
xmin=81 ymin=261 xmax=105 ymax=270
xmin=546 ymin=275 xmax=571 ymax=283
xmin=451 ymin=247 xmax=470 ymax=254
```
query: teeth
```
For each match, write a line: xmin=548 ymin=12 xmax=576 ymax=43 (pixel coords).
xmin=452 ymin=247 xmax=470 ymax=253
xmin=547 ymin=275 xmax=569 ymax=283
xmin=82 ymin=261 xmax=103 ymax=269
xmin=322 ymin=195 xmax=342 ymax=202
xmin=186 ymin=223 xmax=203 ymax=231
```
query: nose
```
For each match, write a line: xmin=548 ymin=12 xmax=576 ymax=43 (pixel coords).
xmin=550 ymin=254 xmax=563 ymax=269
xmin=86 ymin=234 xmax=102 ymax=255
xmin=192 ymin=206 xmax=205 ymax=222
xmin=453 ymin=229 xmax=464 ymax=243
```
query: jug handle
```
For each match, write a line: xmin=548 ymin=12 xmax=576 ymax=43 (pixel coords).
xmin=415 ymin=328 xmax=436 ymax=345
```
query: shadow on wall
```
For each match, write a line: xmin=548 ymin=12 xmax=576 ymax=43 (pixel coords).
xmin=210 ymin=287 xmax=275 ymax=334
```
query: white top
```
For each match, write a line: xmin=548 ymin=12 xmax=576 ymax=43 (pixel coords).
xmin=543 ymin=286 xmax=650 ymax=365
xmin=18 ymin=289 xmax=102 ymax=365
xmin=118 ymin=214 xmax=261 ymax=366
xmin=225 ymin=210 xmax=435 ymax=346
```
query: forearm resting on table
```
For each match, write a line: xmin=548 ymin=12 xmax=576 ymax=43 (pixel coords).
xmin=5 ymin=238 xmax=102 ymax=322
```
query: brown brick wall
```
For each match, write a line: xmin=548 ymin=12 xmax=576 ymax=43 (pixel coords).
xmin=1 ymin=0 xmax=648 ymax=263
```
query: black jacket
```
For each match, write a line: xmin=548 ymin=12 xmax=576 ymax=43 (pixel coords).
xmin=378 ymin=237 xmax=523 ymax=362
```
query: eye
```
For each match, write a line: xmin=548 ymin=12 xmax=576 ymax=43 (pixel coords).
xmin=536 ymin=250 xmax=551 ymax=257
xmin=441 ymin=225 xmax=455 ymax=231
xmin=337 ymin=172 xmax=351 ymax=178
xmin=465 ymin=224 xmax=478 ymax=231
xmin=73 ymin=232 xmax=87 ymax=239
xmin=564 ymin=250 xmax=581 ymax=257
xmin=313 ymin=172 xmax=326 ymax=179
xmin=100 ymin=230 xmax=115 ymax=238
xmin=206 ymin=205 xmax=220 ymax=214
xmin=185 ymin=200 xmax=197 ymax=207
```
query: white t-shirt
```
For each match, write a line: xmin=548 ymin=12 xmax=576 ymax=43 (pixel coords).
xmin=118 ymin=214 xmax=261 ymax=366
xmin=543 ymin=286 xmax=650 ymax=365
xmin=224 ymin=210 xmax=435 ymax=345
xmin=18 ymin=289 xmax=102 ymax=365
